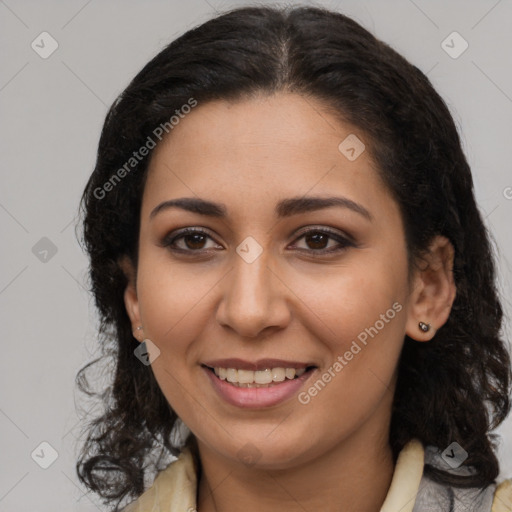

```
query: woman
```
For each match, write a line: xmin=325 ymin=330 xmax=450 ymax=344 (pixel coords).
xmin=76 ymin=6 xmax=512 ymax=511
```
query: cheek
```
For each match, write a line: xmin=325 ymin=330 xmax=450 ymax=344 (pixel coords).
xmin=135 ymin=258 xmax=210 ymax=415
xmin=310 ymin=263 xmax=407 ymax=395
xmin=135 ymin=252 xmax=214 ymax=379
xmin=295 ymin=256 xmax=408 ymax=420
xmin=297 ymin=256 xmax=408 ymax=351
xmin=295 ymin=279 xmax=407 ymax=447
xmin=136 ymin=245 xmax=211 ymax=334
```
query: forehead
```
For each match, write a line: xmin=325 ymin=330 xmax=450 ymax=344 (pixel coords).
xmin=142 ymin=92 xmax=396 ymax=224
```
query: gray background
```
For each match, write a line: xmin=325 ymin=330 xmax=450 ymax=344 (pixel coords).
xmin=1 ymin=0 xmax=511 ymax=510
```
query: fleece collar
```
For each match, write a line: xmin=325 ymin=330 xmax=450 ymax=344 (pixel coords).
xmin=124 ymin=439 xmax=425 ymax=511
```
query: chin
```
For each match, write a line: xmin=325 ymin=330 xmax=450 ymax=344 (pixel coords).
xmin=220 ymin=434 xmax=314 ymax=471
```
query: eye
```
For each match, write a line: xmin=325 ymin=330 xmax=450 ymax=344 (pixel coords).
xmin=161 ymin=228 xmax=222 ymax=253
xmin=161 ymin=226 xmax=355 ymax=256
xmin=290 ymin=227 xmax=355 ymax=254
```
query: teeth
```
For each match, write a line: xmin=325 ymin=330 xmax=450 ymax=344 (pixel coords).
xmin=212 ymin=366 xmax=310 ymax=386
xmin=271 ymin=367 xmax=286 ymax=382
xmin=226 ymin=368 xmax=238 ymax=383
xmin=255 ymin=368 xmax=273 ymax=384
xmin=237 ymin=369 xmax=254 ymax=384
xmin=285 ymin=368 xmax=295 ymax=380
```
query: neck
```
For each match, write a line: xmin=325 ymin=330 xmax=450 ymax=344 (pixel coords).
xmin=196 ymin=420 xmax=395 ymax=512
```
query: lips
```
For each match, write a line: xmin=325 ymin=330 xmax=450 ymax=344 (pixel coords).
xmin=202 ymin=358 xmax=317 ymax=408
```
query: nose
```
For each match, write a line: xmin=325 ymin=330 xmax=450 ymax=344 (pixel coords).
xmin=215 ymin=248 xmax=291 ymax=339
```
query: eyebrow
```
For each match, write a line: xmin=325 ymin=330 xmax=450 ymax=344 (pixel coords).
xmin=149 ymin=195 xmax=372 ymax=221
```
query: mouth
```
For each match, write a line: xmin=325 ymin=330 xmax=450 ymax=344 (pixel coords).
xmin=201 ymin=359 xmax=318 ymax=408
xmin=202 ymin=365 xmax=316 ymax=388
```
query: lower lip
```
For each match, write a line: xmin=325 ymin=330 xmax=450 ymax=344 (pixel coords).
xmin=203 ymin=366 xmax=316 ymax=409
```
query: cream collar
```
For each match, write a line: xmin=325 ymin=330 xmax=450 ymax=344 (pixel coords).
xmin=124 ymin=439 xmax=425 ymax=512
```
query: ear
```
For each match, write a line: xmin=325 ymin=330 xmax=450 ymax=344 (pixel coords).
xmin=119 ymin=255 xmax=143 ymax=342
xmin=405 ymin=235 xmax=457 ymax=342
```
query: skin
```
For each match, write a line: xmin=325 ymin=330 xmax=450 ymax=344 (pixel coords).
xmin=122 ymin=92 xmax=456 ymax=512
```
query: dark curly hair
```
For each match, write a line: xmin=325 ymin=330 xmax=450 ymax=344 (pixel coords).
xmin=75 ymin=5 xmax=512 ymax=511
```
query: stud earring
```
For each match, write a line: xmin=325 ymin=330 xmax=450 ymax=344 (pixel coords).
xmin=418 ymin=321 xmax=431 ymax=333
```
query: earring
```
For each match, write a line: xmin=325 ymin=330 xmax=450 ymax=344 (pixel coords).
xmin=133 ymin=325 xmax=143 ymax=338
xmin=418 ymin=322 xmax=431 ymax=333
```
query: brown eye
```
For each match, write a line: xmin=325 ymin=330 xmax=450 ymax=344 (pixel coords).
xmin=162 ymin=226 xmax=355 ymax=257
xmin=181 ymin=233 xmax=208 ymax=250
xmin=291 ymin=228 xmax=355 ymax=255
xmin=162 ymin=228 xmax=222 ymax=253
xmin=304 ymin=232 xmax=330 ymax=250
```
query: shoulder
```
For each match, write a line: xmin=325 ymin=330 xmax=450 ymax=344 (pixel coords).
xmin=413 ymin=445 xmax=511 ymax=512
xmin=121 ymin=447 xmax=198 ymax=512
xmin=492 ymin=478 xmax=512 ymax=512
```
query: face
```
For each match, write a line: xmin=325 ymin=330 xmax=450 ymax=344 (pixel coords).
xmin=123 ymin=92 xmax=434 ymax=469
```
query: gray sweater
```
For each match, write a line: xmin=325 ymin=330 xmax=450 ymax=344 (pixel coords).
xmin=413 ymin=446 xmax=496 ymax=512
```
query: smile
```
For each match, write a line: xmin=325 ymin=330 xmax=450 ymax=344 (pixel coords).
xmin=211 ymin=366 xmax=307 ymax=387
xmin=202 ymin=360 xmax=317 ymax=408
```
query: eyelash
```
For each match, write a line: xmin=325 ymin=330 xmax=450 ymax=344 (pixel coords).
xmin=161 ymin=227 xmax=355 ymax=256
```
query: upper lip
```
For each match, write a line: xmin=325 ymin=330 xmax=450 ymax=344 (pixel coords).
xmin=202 ymin=358 xmax=316 ymax=371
